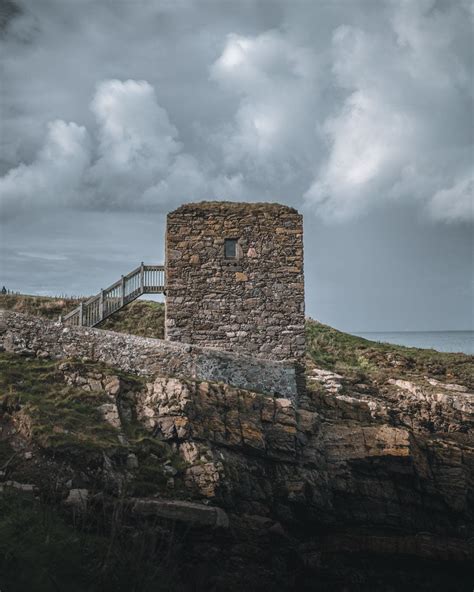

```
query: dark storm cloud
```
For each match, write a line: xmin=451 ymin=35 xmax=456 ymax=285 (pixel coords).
xmin=1 ymin=0 xmax=472 ymax=220
xmin=0 ymin=0 xmax=472 ymax=330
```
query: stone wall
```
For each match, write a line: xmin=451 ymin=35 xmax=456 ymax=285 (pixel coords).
xmin=0 ymin=310 xmax=298 ymax=399
xmin=165 ymin=202 xmax=305 ymax=362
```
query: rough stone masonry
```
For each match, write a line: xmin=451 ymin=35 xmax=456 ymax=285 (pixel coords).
xmin=165 ymin=202 xmax=305 ymax=363
xmin=0 ymin=310 xmax=298 ymax=399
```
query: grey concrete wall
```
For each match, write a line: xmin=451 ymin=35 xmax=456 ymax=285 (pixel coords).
xmin=0 ymin=310 xmax=298 ymax=400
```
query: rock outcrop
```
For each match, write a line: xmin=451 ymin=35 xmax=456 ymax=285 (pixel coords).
xmin=0 ymin=310 xmax=473 ymax=591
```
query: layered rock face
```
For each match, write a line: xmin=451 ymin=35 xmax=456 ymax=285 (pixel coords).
xmin=3 ymin=352 xmax=472 ymax=589
xmin=165 ymin=202 xmax=305 ymax=362
xmin=136 ymin=372 xmax=474 ymax=586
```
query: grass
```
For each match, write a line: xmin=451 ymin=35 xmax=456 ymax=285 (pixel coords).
xmin=0 ymin=492 xmax=187 ymax=592
xmin=0 ymin=293 xmax=165 ymax=339
xmin=98 ymin=299 xmax=165 ymax=339
xmin=0 ymin=293 xmax=81 ymax=319
xmin=0 ymin=353 xmax=120 ymax=451
xmin=0 ymin=352 xmax=186 ymax=498
xmin=306 ymin=318 xmax=474 ymax=389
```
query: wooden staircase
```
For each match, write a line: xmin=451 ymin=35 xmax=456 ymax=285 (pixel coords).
xmin=62 ymin=263 xmax=165 ymax=327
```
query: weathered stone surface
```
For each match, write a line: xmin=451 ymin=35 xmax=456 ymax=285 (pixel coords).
xmin=135 ymin=378 xmax=300 ymax=501
xmin=0 ymin=480 xmax=36 ymax=493
xmin=132 ymin=498 xmax=229 ymax=528
xmin=64 ymin=488 xmax=89 ymax=511
xmin=165 ymin=202 xmax=305 ymax=362
xmin=307 ymin=367 xmax=343 ymax=393
xmin=98 ymin=403 xmax=121 ymax=429
xmin=128 ymin=369 xmax=474 ymax=572
xmin=0 ymin=310 xmax=298 ymax=399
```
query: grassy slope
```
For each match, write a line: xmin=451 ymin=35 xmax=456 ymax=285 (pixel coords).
xmin=0 ymin=294 xmax=165 ymax=339
xmin=98 ymin=299 xmax=165 ymax=339
xmin=306 ymin=318 xmax=473 ymax=389
xmin=0 ymin=293 xmax=81 ymax=319
xmin=0 ymin=352 xmax=185 ymax=494
xmin=0 ymin=353 xmax=133 ymax=450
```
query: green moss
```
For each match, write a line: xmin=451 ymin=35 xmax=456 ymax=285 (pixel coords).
xmin=122 ymin=425 xmax=188 ymax=496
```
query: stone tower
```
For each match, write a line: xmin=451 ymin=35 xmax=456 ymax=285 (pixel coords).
xmin=165 ymin=201 xmax=305 ymax=362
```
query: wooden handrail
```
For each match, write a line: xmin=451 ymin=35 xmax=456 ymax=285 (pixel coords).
xmin=62 ymin=264 xmax=165 ymax=327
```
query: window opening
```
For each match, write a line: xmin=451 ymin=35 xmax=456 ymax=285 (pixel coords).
xmin=224 ymin=238 xmax=238 ymax=259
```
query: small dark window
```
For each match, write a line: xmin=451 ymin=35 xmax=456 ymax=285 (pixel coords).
xmin=224 ymin=238 xmax=238 ymax=259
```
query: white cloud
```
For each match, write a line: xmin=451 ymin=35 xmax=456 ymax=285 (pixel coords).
xmin=304 ymin=89 xmax=417 ymax=221
xmin=0 ymin=0 xmax=472 ymax=224
xmin=209 ymin=30 xmax=321 ymax=186
xmin=211 ymin=31 xmax=314 ymax=90
xmin=302 ymin=1 xmax=473 ymax=222
xmin=429 ymin=174 xmax=473 ymax=223
xmin=87 ymin=79 xmax=181 ymax=208
xmin=0 ymin=120 xmax=91 ymax=217
xmin=0 ymin=78 xmax=249 ymax=217
xmin=92 ymin=79 xmax=180 ymax=172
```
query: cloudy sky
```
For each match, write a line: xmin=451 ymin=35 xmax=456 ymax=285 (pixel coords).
xmin=0 ymin=0 xmax=472 ymax=331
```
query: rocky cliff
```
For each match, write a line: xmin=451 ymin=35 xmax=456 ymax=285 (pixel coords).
xmin=0 ymin=298 xmax=472 ymax=591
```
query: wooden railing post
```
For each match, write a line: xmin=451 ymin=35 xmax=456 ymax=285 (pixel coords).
xmin=100 ymin=289 xmax=104 ymax=320
xmin=140 ymin=262 xmax=144 ymax=293
xmin=121 ymin=275 xmax=125 ymax=306
xmin=79 ymin=302 xmax=84 ymax=327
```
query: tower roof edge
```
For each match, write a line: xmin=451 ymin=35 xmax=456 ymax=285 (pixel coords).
xmin=168 ymin=200 xmax=301 ymax=217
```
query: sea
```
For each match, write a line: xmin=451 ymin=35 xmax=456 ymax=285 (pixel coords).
xmin=351 ymin=331 xmax=474 ymax=355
